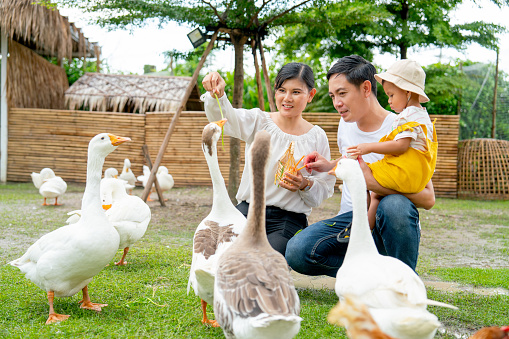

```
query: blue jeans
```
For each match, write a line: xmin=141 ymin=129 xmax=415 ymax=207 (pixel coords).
xmin=285 ymin=194 xmax=421 ymax=277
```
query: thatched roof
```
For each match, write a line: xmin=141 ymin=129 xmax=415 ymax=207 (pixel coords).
xmin=7 ymin=40 xmax=69 ymax=109
xmin=0 ymin=0 xmax=97 ymax=60
xmin=65 ymin=73 xmax=204 ymax=114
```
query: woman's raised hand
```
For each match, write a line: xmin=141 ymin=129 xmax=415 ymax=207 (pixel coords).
xmin=202 ymin=72 xmax=226 ymax=98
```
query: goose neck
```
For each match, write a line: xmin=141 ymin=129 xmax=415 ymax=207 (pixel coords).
xmin=345 ymin=177 xmax=378 ymax=256
xmin=205 ymin=148 xmax=232 ymax=214
xmin=81 ymin=151 xmax=106 ymax=217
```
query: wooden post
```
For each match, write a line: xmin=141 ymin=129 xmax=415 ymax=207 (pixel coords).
xmin=141 ymin=29 xmax=219 ymax=202
xmin=142 ymin=145 xmax=165 ymax=206
xmin=251 ymin=39 xmax=265 ymax=109
xmin=258 ymin=40 xmax=276 ymax=112
xmin=94 ymin=45 xmax=101 ymax=73
xmin=491 ymin=48 xmax=499 ymax=139
xmin=0 ymin=31 xmax=8 ymax=183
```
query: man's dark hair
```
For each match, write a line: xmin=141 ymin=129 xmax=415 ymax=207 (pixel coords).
xmin=274 ymin=62 xmax=315 ymax=92
xmin=327 ymin=55 xmax=377 ymax=96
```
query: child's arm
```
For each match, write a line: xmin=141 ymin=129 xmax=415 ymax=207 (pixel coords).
xmin=347 ymin=137 xmax=412 ymax=157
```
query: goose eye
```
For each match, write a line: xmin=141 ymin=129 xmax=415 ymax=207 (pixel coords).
xmin=101 ymin=137 xmax=105 ymax=140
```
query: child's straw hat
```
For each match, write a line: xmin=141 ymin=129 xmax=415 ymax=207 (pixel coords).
xmin=375 ymin=59 xmax=429 ymax=103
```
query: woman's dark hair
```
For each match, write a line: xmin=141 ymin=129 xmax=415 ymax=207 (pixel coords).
xmin=274 ymin=62 xmax=315 ymax=92
xmin=326 ymin=55 xmax=377 ymax=96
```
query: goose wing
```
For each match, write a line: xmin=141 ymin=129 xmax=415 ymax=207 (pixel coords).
xmin=216 ymin=250 xmax=300 ymax=318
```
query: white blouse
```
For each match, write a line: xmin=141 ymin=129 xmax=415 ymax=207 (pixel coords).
xmin=202 ymin=92 xmax=335 ymax=216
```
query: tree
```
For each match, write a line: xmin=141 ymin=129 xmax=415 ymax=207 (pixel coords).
xmin=275 ymin=0 xmax=506 ymax=65
xmin=56 ymin=0 xmax=330 ymax=202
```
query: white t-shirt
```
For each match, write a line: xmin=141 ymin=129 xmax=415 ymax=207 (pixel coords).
xmin=337 ymin=113 xmax=397 ymax=215
xmin=393 ymin=106 xmax=434 ymax=151
xmin=202 ymin=92 xmax=336 ymax=216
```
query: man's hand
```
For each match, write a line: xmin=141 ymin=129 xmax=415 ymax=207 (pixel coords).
xmin=202 ymin=72 xmax=226 ymax=98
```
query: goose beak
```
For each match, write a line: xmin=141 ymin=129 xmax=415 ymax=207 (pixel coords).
xmin=102 ymin=204 xmax=112 ymax=210
xmin=108 ymin=134 xmax=131 ymax=146
xmin=213 ymin=119 xmax=227 ymax=128
xmin=328 ymin=164 xmax=337 ymax=176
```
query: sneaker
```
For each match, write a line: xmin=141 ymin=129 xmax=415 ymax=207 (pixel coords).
xmin=337 ymin=223 xmax=352 ymax=243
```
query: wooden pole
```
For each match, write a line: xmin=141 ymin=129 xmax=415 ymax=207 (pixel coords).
xmin=142 ymin=145 xmax=165 ymax=206
xmin=258 ymin=40 xmax=276 ymax=112
xmin=141 ymin=29 xmax=219 ymax=202
xmin=0 ymin=31 xmax=8 ymax=182
xmin=251 ymin=39 xmax=265 ymax=109
xmin=491 ymin=48 xmax=499 ymax=139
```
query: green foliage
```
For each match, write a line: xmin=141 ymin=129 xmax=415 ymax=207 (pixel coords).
xmin=48 ymin=57 xmax=107 ymax=85
xmin=275 ymin=0 xmax=506 ymax=65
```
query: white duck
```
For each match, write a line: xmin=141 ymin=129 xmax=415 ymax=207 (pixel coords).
xmin=214 ymin=130 xmax=301 ymax=339
xmin=188 ymin=119 xmax=247 ymax=327
xmin=100 ymin=178 xmax=151 ymax=265
xmin=156 ymin=166 xmax=174 ymax=197
xmin=10 ymin=133 xmax=130 ymax=324
xmin=137 ymin=165 xmax=155 ymax=201
xmin=119 ymin=158 xmax=137 ymax=194
xmin=31 ymin=168 xmax=67 ymax=206
xmin=330 ymin=158 xmax=456 ymax=339
xmin=104 ymin=167 xmax=134 ymax=192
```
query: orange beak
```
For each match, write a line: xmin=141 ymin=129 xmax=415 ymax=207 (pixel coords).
xmin=108 ymin=134 xmax=131 ymax=146
xmin=328 ymin=164 xmax=338 ymax=176
xmin=213 ymin=119 xmax=227 ymax=128
xmin=102 ymin=204 xmax=112 ymax=210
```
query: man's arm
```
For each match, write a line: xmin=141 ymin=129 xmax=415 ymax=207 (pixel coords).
xmin=359 ymin=158 xmax=435 ymax=210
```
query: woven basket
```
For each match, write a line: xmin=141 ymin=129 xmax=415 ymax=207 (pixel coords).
xmin=457 ymin=138 xmax=509 ymax=200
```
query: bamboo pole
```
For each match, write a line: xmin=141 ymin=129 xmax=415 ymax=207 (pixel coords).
xmin=141 ymin=29 xmax=219 ymax=202
xmin=142 ymin=145 xmax=165 ymax=206
xmin=491 ymin=47 xmax=499 ymax=139
xmin=258 ymin=40 xmax=276 ymax=112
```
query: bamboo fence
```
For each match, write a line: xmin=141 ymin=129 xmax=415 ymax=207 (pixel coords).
xmin=7 ymin=108 xmax=459 ymax=198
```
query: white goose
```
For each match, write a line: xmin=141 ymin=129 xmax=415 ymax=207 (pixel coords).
xmin=10 ymin=133 xmax=130 ymax=324
xmin=100 ymin=178 xmax=151 ymax=265
xmin=31 ymin=168 xmax=67 ymax=206
xmin=119 ymin=158 xmax=137 ymax=194
xmin=330 ymin=158 xmax=456 ymax=339
xmin=214 ymin=130 xmax=301 ymax=339
xmin=188 ymin=119 xmax=247 ymax=327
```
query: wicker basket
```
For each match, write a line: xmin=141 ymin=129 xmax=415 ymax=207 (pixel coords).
xmin=457 ymin=138 xmax=509 ymax=200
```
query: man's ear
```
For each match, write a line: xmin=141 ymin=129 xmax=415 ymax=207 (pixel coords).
xmin=361 ymin=80 xmax=372 ymax=98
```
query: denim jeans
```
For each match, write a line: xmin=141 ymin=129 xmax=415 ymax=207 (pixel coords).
xmin=285 ymin=194 xmax=421 ymax=277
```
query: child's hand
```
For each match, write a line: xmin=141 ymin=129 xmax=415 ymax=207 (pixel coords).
xmin=346 ymin=143 xmax=371 ymax=157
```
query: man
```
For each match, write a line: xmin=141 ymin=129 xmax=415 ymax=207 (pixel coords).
xmin=285 ymin=55 xmax=435 ymax=277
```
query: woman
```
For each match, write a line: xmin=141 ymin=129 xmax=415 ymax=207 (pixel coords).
xmin=201 ymin=63 xmax=336 ymax=255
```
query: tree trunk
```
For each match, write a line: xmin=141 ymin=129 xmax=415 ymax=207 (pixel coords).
xmin=492 ymin=48 xmax=499 ymax=139
xmin=399 ymin=0 xmax=409 ymax=59
xmin=228 ymin=30 xmax=248 ymax=204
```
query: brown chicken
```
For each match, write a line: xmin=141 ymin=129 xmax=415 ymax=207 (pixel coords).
xmin=468 ymin=326 xmax=509 ymax=339
xmin=328 ymin=294 xmax=396 ymax=339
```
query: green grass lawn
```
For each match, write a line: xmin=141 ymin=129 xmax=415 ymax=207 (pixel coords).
xmin=0 ymin=183 xmax=508 ymax=338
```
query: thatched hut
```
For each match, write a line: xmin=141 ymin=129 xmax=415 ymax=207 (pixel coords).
xmin=0 ymin=0 xmax=99 ymax=182
xmin=65 ymin=73 xmax=204 ymax=114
